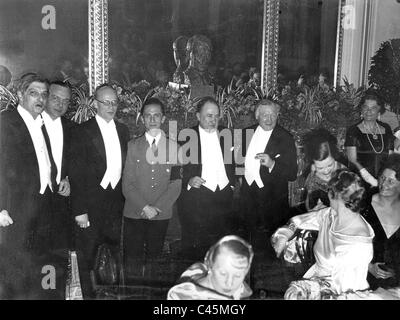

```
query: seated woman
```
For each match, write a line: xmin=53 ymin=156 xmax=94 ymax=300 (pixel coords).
xmin=302 ymin=128 xmax=347 ymax=211
xmin=271 ymin=169 xmax=375 ymax=298
xmin=363 ymin=154 xmax=400 ymax=290
xmin=167 ymin=235 xmax=253 ymax=300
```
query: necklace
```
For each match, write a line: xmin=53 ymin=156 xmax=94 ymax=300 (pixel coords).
xmin=363 ymin=121 xmax=384 ymax=154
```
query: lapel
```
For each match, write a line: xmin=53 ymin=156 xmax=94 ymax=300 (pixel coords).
xmin=60 ymin=117 xmax=69 ymax=175
xmin=87 ymin=117 xmax=107 ymax=164
xmin=8 ymin=108 xmax=39 ymax=174
xmin=9 ymin=109 xmax=35 ymax=150
xmin=264 ymin=125 xmax=280 ymax=157
xmin=195 ymin=125 xmax=202 ymax=164
xmin=115 ymin=121 xmax=127 ymax=167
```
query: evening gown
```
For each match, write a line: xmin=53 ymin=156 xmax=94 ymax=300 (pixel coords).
xmin=274 ymin=207 xmax=374 ymax=295
xmin=345 ymin=120 xmax=394 ymax=178
xmin=362 ymin=190 xmax=400 ymax=289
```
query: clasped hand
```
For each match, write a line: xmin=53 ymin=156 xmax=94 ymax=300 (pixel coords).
xmin=141 ymin=205 xmax=161 ymax=220
xmin=188 ymin=176 xmax=206 ymax=189
xmin=75 ymin=214 xmax=90 ymax=229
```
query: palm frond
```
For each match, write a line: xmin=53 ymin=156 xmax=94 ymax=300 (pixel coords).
xmin=0 ymin=85 xmax=18 ymax=112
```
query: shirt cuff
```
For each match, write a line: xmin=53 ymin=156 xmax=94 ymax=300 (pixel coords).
xmin=187 ymin=184 xmax=192 ymax=191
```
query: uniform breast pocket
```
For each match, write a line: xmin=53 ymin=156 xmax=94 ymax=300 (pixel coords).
xmin=162 ymin=165 xmax=172 ymax=179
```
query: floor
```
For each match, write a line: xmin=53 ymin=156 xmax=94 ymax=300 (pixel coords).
xmin=87 ymin=211 xmax=306 ymax=300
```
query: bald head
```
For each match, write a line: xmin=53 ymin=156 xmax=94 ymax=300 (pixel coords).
xmin=94 ymin=85 xmax=118 ymax=122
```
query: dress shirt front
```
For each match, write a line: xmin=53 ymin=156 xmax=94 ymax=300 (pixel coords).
xmin=145 ymin=131 xmax=162 ymax=147
xmin=244 ymin=125 xmax=273 ymax=188
xmin=96 ymin=115 xmax=122 ymax=189
xmin=17 ymin=105 xmax=52 ymax=193
xmin=42 ymin=111 xmax=64 ymax=184
xmin=198 ymin=126 xmax=229 ymax=192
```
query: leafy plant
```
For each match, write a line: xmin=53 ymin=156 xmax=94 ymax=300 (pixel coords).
xmin=0 ymin=85 xmax=18 ymax=112
xmin=369 ymin=39 xmax=400 ymax=112
xmin=216 ymin=85 xmax=242 ymax=128
xmin=297 ymin=86 xmax=322 ymax=126
xmin=69 ymin=84 xmax=96 ymax=124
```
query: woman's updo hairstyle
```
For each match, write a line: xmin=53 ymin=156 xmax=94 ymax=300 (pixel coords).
xmin=358 ymin=89 xmax=385 ymax=114
xmin=303 ymin=128 xmax=339 ymax=163
xmin=204 ymin=235 xmax=254 ymax=270
xmin=378 ymin=153 xmax=400 ymax=181
xmin=327 ymin=169 xmax=366 ymax=212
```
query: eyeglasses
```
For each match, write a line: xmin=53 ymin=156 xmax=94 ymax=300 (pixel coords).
xmin=50 ymin=94 xmax=70 ymax=107
xmin=95 ymin=98 xmax=119 ymax=107
xmin=143 ymin=113 xmax=163 ymax=121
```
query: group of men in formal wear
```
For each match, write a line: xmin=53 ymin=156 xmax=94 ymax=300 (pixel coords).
xmin=0 ymin=73 xmax=298 ymax=298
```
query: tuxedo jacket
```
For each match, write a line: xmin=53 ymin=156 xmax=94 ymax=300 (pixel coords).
xmin=59 ymin=117 xmax=75 ymax=180
xmin=122 ymin=134 xmax=182 ymax=220
xmin=0 ymin=108 xmax=41 ymax=215
xmin=0 ymin=108 xmax=54 ymax=250
xmin=69 ymin=117 xmax=130 ymax=218
xmin=239 ymin=124 xmax=298 ymax=189
xmin=180 ymin=125 xmax=236 ymax=190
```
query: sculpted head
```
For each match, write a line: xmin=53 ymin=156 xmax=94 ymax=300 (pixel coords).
xmin=173 ymin=36 xmax=189 ymax=70
xmin=186 ymin=35 xmax=212 ymax=72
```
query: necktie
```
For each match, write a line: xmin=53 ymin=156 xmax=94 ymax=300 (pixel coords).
xmin=151 ymin=138 xmax=158 ymax=157
xmin=41 ymin=120 xmax=58 ymax=192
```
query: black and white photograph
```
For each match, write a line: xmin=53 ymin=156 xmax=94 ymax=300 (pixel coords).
xmin=0 ymin=0 xmax=400 ymax=304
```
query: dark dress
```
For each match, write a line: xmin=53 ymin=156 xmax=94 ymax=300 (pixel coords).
xmin=362 ymin=189 xmax=400 ymax=289
xmin=345 ymin=121 xmax=394 ymax=177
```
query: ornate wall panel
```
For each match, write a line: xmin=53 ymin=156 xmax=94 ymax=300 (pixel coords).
xmin=88 ymin=0 xmax=109 ymax=95
xmin=261 ymin=0 xmax=280 ymax=94
xmin=333 ymin=0 xmax=346 ymax=88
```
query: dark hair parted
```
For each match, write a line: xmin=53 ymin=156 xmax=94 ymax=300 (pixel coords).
xmin=17 ymin=73 xmax=49 ymax=93
xmin=196 ymin=96 xmax=220 ymax=113
xmin=379 ymin=153 xmax=400 ymax=181
xmin=49 ymin=80 xmax=72 ymax=93
xmin=303 ymin=128 xmax=339 ymax=163
xmin=358 ymin=89 xmax=385 ymax=114
xmin=205 ymin=235 xmax=254 ymax=268
xmin=327 ymin=169 xmax=366 ymax=213
xmin=141 ymin=97 xmax=165 ymax=115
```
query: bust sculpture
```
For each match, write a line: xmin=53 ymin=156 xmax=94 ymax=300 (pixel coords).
xmin=172 ymin=36 xmax=189 ymax=84
xmin=183 ymin=35 xmax=214 ymax=98
xmin=184 ymin=35 xmax=213 ymax=86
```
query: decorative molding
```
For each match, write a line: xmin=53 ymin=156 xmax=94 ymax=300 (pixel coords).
xmin=261 ymin=0 xmax=280 ymax=95
xmin=88 ymin=0 xmax=109 ymax=95
xmin=334 ymin=0 xmax=346 ymax=88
